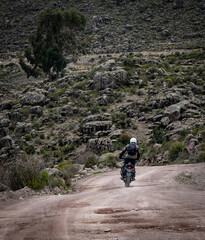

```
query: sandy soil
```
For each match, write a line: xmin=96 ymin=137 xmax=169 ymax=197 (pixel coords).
xmin=0 ymin=164 xmax=205 ymax=240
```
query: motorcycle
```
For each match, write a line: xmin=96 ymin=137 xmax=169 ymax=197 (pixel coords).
xmin=121 ymin=160 xmax=135 ymax=187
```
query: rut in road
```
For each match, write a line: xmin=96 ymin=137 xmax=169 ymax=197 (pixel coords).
xmin=0 ymin=164 xmax=205 ymax=240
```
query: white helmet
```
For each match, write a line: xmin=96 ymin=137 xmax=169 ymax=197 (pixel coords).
xmin=130 ymin=137 xmax=137 ymax=143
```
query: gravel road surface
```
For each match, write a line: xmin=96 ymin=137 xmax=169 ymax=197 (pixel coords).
xmin=0 ymin=164 xmax=205 ymax=240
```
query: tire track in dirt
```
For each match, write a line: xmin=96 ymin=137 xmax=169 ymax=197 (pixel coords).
xmin=0 ymin=164 xmax=205 ymax=240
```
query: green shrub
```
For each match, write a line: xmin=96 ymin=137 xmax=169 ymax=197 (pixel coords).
xmin=58 ymin=139 xmax=65 ymax=146
xmin=39 ymin=133 xmax=45 ymax=139
xmin=119 ymin=133 xmax=130 ymax=145
xmin=32 ymin=121 xmax=42 ymax=130
xmin=197 ymin=151 xmax=205 ymax=162
xmin=56 ymin=87 xmax=67 ymax=96
xmin=99 ymin=150 xmax=110 ymax=156
xmin=113 ymin=133 xmax=131 ymax=151
xmin=24 ymin=133 xmax=32 ymax=141
xmin=19 ymin=107 xmax=30 ymax=117
xmin=192 ymin=126 xmax=205 ymax=136
xmin=0 ymin=184 xmax=7 ymax=192
xmin=57 ymin=162 xmax=72 ymax=169
xmin=58 ymin=165 xmax=78 ymax=186
xmin=25 ymin=171 xmax=49 ymax=190
xmin=7 ymin=159 xmax=47 ymax=191
xmin=178 ymin=129 xmax=190 ymax=140
xmin=113 ymin=140 xmax=124 ymax=151
xmin=200 ymin=130 xmax=205 ymax=141
xmin=46 ymin=121 xmax=55 ymax=127
xmin=13 ymin=99 xmax=19 ymax=105
xmin=103 ymin=155 xmax=117 ymax=168
xmin=117 ymin=113 xmax=131 ymax=128
xmin=168 ymin=141 xmax=184 ymax=162
xmin=49 ymin=177 xmax=65 ymax=188
xmin=40 ymin=147 xmax=46 ymax=154
xmin=24 ymin=145 xmax=35 ymax=155
xmin=167 ymin=55 xmax=177 ymax=64
xmin=90 ymin=105 xmax=100 ymax=114
xmin=166 ymin=78 xmax=173 ymax=88
xmin=123 ymin=57 xmax=135 ymax=68
xmin=61 ymin=144 xmax=75 ymax=154
xmin=43 ymin=152 xmax=51 ymax=161
xmin=152 ymin=126 xmax=165 ymax=144
xmin=138 ymin=104 xmax=151 ymax=112
xmin=59 ymin=82 xmax=69 ymax=89
xmin=85 ymin=156 xmax=99 ymax=168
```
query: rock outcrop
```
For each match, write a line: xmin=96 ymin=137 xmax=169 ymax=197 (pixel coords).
xmin=92 ymin=69 xmax=128 ymax=90
xmin=20 ymin=91 xmax=45 ymax=106
xmin=86 ymin=138 xmax=112 ymax=154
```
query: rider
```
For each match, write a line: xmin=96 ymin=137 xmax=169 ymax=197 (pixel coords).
xmin=119 ymin=137 xmax=140 ymax=180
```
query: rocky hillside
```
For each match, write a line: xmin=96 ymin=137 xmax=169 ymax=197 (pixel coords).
xmin=0 ymin=0 xmax=205 ymax=195
xmin=0 ymin=50 xmax=205 ymax=194
xmin=0 ymin=0 xmax=205 ymax=57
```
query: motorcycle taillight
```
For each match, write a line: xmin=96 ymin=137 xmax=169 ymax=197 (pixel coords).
xmin=128 ymin=166 xmax=132 ymax=169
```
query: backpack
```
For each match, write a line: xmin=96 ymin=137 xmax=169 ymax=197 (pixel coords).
xmin=127 ymin=143 xmax=137 ymax=156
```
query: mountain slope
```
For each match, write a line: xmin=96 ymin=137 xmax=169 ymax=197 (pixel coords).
xmin=0 ymin=0 xmax=204 ymax=56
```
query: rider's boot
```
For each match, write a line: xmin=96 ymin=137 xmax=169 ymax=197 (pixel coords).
xmin=132 ymin=169 xmax=136 ymax=181
xmin=120 ymin=167 xmax=124 ymax=180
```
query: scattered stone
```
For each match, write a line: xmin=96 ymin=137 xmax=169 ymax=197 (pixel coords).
xmin=30 ymin=106 xmax=43 ymax=116
xmin=0 ymin=118 xmax=10 ymax=127
xmin=161 ymin=117 xmax=170 ymax=127
xmin=0 ymin=136 xmax=13 ymax=148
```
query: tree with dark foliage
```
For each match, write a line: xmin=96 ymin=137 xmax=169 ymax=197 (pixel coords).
xmin=19 ymin=8 xmax=86 ymax=79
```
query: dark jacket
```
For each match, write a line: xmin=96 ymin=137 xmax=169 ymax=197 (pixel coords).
xmin=119 ymin=143 xmax=140 ymax=160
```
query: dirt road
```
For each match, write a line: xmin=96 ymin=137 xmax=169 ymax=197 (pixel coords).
xmin=0 ymin=164 xmax=205 ymax=240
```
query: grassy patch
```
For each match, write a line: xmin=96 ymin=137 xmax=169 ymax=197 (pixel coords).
xmin=85 ymin=156 xmax=99 ymax=168
xmin=168 ymin=141 xmax=184 ymax=162
xmin=57 ymin=162 xmax=72 ymax=169
xmin=103 ymin=155 xmax=117 ymax=168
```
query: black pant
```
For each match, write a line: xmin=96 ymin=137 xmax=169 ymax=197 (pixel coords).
xmin=124 ymin=158 xmax=136 ymax=165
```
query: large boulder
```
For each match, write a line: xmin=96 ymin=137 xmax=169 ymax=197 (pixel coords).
xmin=0 ymin=136 xmax=13 ymax=148
xmin=20 ymin=91 xmax=45 ymax=106
xmin=86 ymin=137 xmax=112 ymax=154
xmin=15 ymin=123 xmax=32 ymax=134
xmin=98 ymin=59 xmax=116 ymax=71
xmin=7 ymin=111 xmax=23 ymax=122
xmin=164 ymin=100 xmax=189 ymax=122
xmin=82 ymin=121 xmax=112 ymax=135
xmin=81 ymin=113 xmax=112 ymax=136
xmin=0 ymin=128 xmax=7 ymax=138
xmin=59 ymin=104 xmax=72 ymax=117
xmin=0 ymin=100 xmax=13 ymax=110
xmin=30 ymin=106 xmax=43 ymax=117
xmin=0 ymin=118 xmax=10 ymax=128
xmin=164 ymin=104 xmax=181 ymax=122
xmin=148 ymin=92 xmax=181 ymax=109
xmin=82 ymin=113 xmax=112 ymax=124
xmin=92 ymin=69 xmax=128 ymax=90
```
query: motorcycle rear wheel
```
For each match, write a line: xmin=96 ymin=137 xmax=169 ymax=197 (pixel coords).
xmin=125 ymin=176 xmax=131 ymax=187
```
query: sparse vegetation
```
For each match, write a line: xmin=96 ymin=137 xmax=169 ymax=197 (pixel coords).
xmin=6 ymin=159 xmax=47 ymax=191
xmin=197 ymin=152 xmax=205 ymax=163
xmin=103 ymin=155 xmax=117 ymax=168
xmin=85 ymin=156 xmax=99 ymax=169
xmin=24 ymin=145 xmax=35 ymax=155
xmin=168 ymin=141 xmax=184 ymax=162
